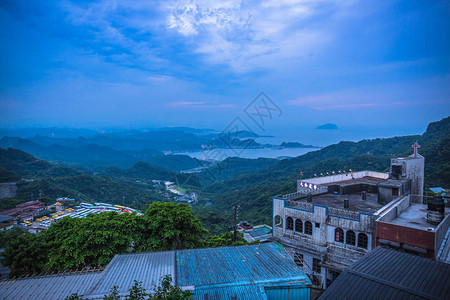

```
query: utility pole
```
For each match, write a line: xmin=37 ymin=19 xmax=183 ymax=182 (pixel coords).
xmin=233 ymin=202 xmax=238 ymax=243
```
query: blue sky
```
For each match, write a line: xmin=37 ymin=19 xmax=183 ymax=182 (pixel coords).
xmin=0 ymin=0 xmax=449 ymax=140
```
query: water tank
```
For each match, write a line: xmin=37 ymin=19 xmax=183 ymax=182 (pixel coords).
xmin=344 ymin=198 xmax=349 ymax=209
xmin=427 ymin=196 xmax=445 ymax=225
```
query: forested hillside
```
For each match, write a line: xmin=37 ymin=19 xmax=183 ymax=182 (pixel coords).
xmin=197 ymin=116 xmax=450 ymax=232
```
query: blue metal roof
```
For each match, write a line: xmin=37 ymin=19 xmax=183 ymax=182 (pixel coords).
xmin=176 ymin=243 xmax=310 ymax=297
xmin=0 ymin=243 xmax=309 ymax=299
xmin=85 ymin=251 xmax=175 ymax=298
xmin=0 ymin=272 xmax=101 ymax=300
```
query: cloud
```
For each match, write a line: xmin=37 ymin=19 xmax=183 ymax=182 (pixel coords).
xmin=164 ymin=0 xmax=351 ymax=72
xmin=167 ymin=101 xmax=206 ymax=106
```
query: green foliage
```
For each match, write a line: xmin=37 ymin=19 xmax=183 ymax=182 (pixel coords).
xmin=0 ymin=148 xmax=81 ymax=178
xmin=204 ymin=231 xmax=249 ymax=248
xmin=2 ymin=231 xmax=48 ymax=277
xmin=126 ymin=281 xmax=147 ymax=300
xmin=65 ymin=293 xmax=83 ymax=300
xmin=44 ymin=212 xmax=139 ymax=271
xmin=136 ymin=202 xmax=208 ymax=252
xmin=149 ymin=275 xmax=193 ymax=300
xmin=0 ymin=227 xmax=23 ymax=248
xmin=0 ymin=166 xmax=21 ymax=183
xmin=103 ymin=286 xmax=120 ymax=300
xmin=15 ymin=174 xmax=165 ymax=209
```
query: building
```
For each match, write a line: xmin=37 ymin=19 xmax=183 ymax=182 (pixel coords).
xmin=0 ymin=201 xmax=46 ymax=222
xmin=271 ymin=146 xmax=426 ymax=289
xmin=0 ymin=243 xmax=311 ymax=300
xmin=238 ymin=224 xmax=273 ymax=243
xmin=0 ymin=215 xmax=14 ymax=231
xmin=318 ymin=246 xmax=450 ymax=300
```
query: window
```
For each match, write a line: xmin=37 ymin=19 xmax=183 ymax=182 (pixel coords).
xmin=313 ymin=258 xmax=321 ymax=273
xmin=315 ymin=222 xmax=320 ymax=228
xmin=358 ymin=233 xmax=368 ymax=249
xmin=346 ymin=230 xmax=356 ymax=246
xmin=335 ymin=228 xmax=344 ymax=243
xmin=304 ymin=221 xmax=313 ymax=235
xmin=293 ymin=251 xmax=303 ymax=267
xmin=295 ymin=219 xmax=303 ymax=233
xmin=286 ymin=217 xmax=294 ymax=230
xmin=274 ymin=215 xmax=282 ymax=228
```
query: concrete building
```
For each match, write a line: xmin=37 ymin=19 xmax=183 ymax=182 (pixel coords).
xmin=376 ymin=195 xmax=450 ymax=260
xmin=271 ymin=147 xmax=426 ymax=289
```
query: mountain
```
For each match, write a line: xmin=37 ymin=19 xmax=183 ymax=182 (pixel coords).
xmin=198 ymin=116 xmax=450 ymax=232
xmin=316 ymin=123 xmax=338 ymax=130
xmin=0 ymin=148 xmax=81 ymax=179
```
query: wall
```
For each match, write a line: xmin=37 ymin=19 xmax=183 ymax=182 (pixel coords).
xmin=375 ymin=221 xmax=435 ymax=257
xmin=300 ymin=171 xmax=388 ymax=186
xmin=434 ymin=214 xmax=450 ymax=257
xmin=0 ymin=183 xmax=17 ymax=199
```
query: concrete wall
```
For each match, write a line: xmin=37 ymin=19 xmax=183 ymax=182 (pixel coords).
xmin=0 ymin=183 xmax=17 ymax=199
xmin=300 ymin=171 xmax=388 ymax=186
xmin=391 ymin=157 xmax=424 ymax=203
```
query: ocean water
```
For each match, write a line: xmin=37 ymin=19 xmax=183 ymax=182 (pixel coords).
xmin=174 ymin=147 xmax=318 ymax=160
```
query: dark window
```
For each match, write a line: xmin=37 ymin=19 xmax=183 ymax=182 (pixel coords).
xmin=358 ymin=233 xmax=368 ymax=249
xmin=315 ymin=222 xmax=320 ymax=228
xmin=346 ymin=230 xmax=356 ymax=246
xmin=295 ymin=219 xmax=303 ymax=233
xmin=335 ymin=228 xmax=344 ymax=243
xmin=274 ymin=215 xmax=282 ymax=228
xmin=286 ymin=217 xmax=294 ymax=230
xmin=293 ymin=251 xmax=303 ymax=267
xmin=313 ymin=258 xmax=321 ymax=273
xmin=305 ymin=221 xmax=313 ymax=235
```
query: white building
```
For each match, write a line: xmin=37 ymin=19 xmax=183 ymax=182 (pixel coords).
xmin=271 ymin=149 xmax=425 ymax=289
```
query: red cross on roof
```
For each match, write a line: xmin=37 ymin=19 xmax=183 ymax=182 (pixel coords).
xmin=412 ymin=142 xmax=420 ymax=157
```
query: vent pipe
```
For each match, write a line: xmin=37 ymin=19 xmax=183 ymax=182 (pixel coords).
xmin=427 ymin=196 xmax=445 ymax=225
xmin=307 ymin=194 xmax=313 ymax=202
xmin=362 ymin=191 xmax=367 ymax=200
xmin=344 ymin=198 xmax=349 ymax=209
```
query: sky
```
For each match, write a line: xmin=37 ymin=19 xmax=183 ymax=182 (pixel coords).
xmin=0 ymin=0 xmax=449 ymax=142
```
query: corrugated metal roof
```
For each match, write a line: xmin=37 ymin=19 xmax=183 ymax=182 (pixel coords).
xmin=177 ymin=243 xmax=310 ymax=291
xmin=85 ymin=251 xmax=175 ymax=299
xmin=192 ymin=283 xmax=268 ymax=300
xmin=319 ymin=247 xmax=450 ymax=300
xmin=0 ymin=272 xmax=101 ymax=300
xmin=0 ymin=243 xmax=309 ymax=299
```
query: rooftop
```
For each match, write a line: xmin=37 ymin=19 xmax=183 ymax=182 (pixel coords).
xmin=319 ymin=176 xmax=386 ymax=187
xmin=0 ymin=243 xmax=310 ymax=300
xmin=388 ymin=204 xmax=449 ymax=231
xmin=289 ymin=192 xmax=384 ymax=214
xmin=319 ymin=246 xmax=450 ymax=300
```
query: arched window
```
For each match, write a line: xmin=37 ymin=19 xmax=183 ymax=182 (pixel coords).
xmin=358 ymin=233 xmax=368 ymax=249
xmin=286 ymin=217 xmax=294 ymax=230
xmin=335 ymin=228 xmax=344 ymax=243
xmin=295 ymin=219 xmax=303 ymax=233
xmin=346 ymin=230 xmax=356 ymax=246
xmin=304 ymin=221 xmax=313 ymax=235
xmin=274 ymin=215 xmax=282 ymax=228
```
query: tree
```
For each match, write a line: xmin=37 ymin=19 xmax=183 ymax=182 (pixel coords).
xmin=149 ymin=275 xmax=193 ymax=300
xmin=136 ymin=202 xmax=208 ymax=252
xmin=204 ymin=231 xmax=250 ymax=248
xmin=2 ymin=231 xmax=47 ymax=277
xmin=44 ymin=212 xmax=139 ymax=271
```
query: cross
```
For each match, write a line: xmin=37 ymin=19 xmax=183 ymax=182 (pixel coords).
xmin=412 ymin=141 xmax=420 ymax=157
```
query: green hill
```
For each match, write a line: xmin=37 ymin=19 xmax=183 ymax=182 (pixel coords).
xmin=197 ymin=116 xmax=450 ymax=232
